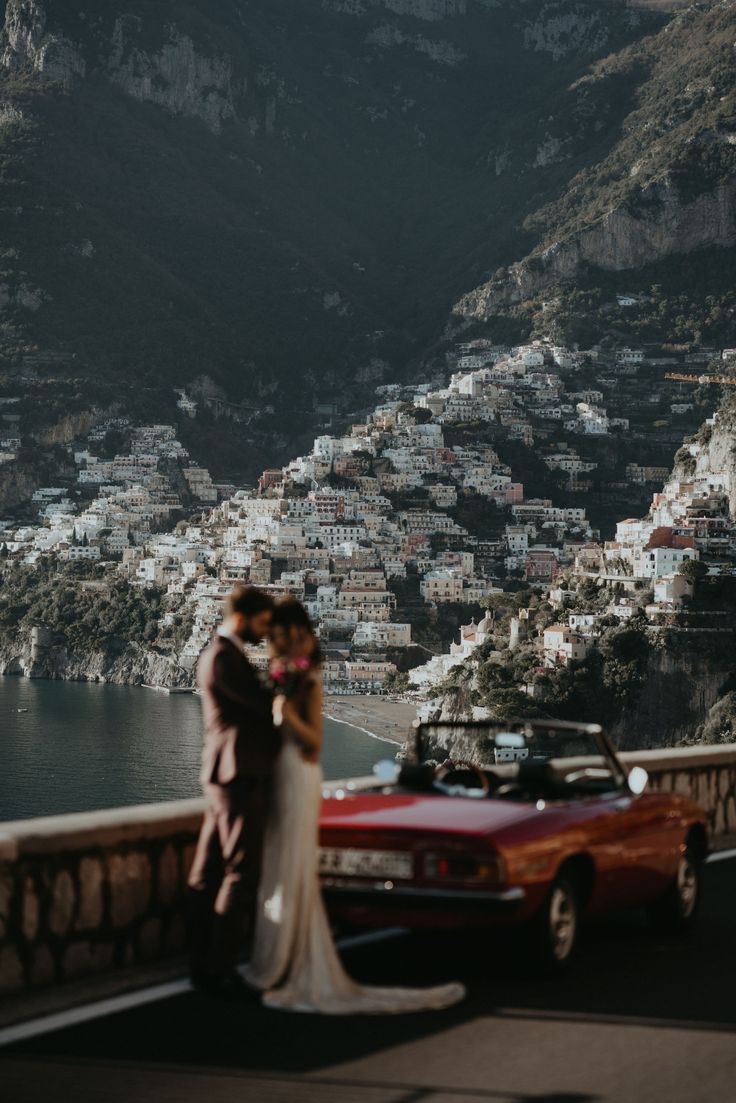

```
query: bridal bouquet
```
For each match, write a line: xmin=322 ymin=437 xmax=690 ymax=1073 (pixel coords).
xmin=269 ymin=654 xmax=314 ymax=699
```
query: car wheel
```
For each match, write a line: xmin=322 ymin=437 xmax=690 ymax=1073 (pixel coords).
xmin=648 ymin=845 xmax=702 ymax=933
xmin=529 ymin=872 xmax=580 ymax=973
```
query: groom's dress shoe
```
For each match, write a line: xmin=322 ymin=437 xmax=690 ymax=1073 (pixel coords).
xmin=218 ymin=971 xmax=251 ymax=996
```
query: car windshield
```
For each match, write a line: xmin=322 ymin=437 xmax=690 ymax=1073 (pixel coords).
xmin=412 ymin=720 xmax=626 ymax=798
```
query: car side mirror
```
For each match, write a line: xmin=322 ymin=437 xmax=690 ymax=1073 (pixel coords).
xmin=373 ymin=759 xmax=400 ymax=785
xmin=628 ymin=766 xmax=648 ymax=796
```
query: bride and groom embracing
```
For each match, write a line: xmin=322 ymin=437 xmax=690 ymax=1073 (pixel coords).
xmin=187 ymin=585 xmax=465 ymax=1014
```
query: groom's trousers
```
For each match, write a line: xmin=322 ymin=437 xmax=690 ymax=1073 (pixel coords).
xmin=187 ymin=774 xmax=271 ymax=979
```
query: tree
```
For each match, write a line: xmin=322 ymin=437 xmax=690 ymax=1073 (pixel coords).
xmin=480 ymin=591 xmax=522 ymax=626
xmin=384 ymin=670 xmax=410 ymax=694
xmin=485 ymin=687 xmax=541 ymax=722
xmin=678 ymin=558 xmax=708 ymax=584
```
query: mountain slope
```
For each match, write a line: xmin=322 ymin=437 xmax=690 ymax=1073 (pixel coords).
xmin=454 ymin=1 xmax=736 ymax=332
xmin=0 ymin=0 xmax=665 ymax=439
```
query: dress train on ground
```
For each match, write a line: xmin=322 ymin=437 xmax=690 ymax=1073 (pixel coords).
xmin=244 ymin=739 xmax=465 ymax=1014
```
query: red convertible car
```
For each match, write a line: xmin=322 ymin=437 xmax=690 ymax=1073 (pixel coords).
xmin=318 ymin=719 xmax=708 ymax=968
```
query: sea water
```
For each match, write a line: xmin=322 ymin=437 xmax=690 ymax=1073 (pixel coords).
xmin=0 ymin=677 xmax=388 ymax=822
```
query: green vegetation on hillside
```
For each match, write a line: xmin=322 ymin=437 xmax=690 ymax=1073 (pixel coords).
xmin=0 ymin=562 xmax=167 ymax=655
xmin=529 ymin=249 xmax=736 ymax=349
xmin=434 ymin=572 xmax=736 ymax=746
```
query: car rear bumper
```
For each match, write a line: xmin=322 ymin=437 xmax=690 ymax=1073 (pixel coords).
xmin=322 ymin=879 xmax=527 ymax=929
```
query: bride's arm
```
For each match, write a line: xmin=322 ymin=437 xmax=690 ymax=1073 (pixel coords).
xmin=281 ymin=680 xmax=323 ymax=763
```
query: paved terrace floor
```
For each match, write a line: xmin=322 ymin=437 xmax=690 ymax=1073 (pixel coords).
xmin=2 ymin=853 xmax=735 ymax=1103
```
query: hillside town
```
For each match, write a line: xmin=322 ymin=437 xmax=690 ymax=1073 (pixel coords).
xmin=1 ymin=338 xmax=735 ymax=703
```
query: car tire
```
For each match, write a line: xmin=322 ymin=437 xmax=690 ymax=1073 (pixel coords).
xmin=529 ymin=871 xmax=580 ymax=974
xmin=648 ymin=844 xmax=702 ymax=934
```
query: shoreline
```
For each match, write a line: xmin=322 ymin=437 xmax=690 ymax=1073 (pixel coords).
xmin=323 ymin=695 xmax=417 ymax=748
xmin=1 ymin=671 xmax=418 ymax=749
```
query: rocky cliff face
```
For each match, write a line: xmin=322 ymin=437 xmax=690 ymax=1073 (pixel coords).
xmin=0 ymin=459 xmax=41 ymax=513
xmin=3 ymin=1 xmax=731 ymax=448
xmin=453 ymin=1 xmax=736 ymax=327
xmin=677 ymin=394 xmax=736 ymax=517
xmin=0 ymin=638 xmax=192 ymax=688
xmin=615 ymin=393 xmax=736 ymax=747
xmin=32 ymin=407 xmax=114 ymax=448
xmin=0 ymin=2 xmax=244 ymax=131
xmin=424 ymin=621 xmax=736 ymax=751
xmin=0 ymin=406 xmax=114 ymax=511
xmin=416 ymin=639 xmax=735 ymax=751
xmin=610 ymin=642 xmax=735 ymax=749
xmin=458 ymin=177 xmax=736 ymax=318
xmin=522 ymin=2 xmax=612 ymax=60
xmin=1 ymin=0 xmax=84 ymax=85
xmin=107 ymin=18 xmax=240 ymax=133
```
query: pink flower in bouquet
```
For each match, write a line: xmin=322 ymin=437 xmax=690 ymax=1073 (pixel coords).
xmin=269 ymin=654 xmax=314 ymax=697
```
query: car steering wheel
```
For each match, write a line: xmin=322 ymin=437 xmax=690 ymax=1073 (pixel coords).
xmin=434 ymin=760 xmax=490 ymax=798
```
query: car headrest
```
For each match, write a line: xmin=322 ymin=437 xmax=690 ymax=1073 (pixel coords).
xmin=517 ymin=760 xmax=556 ymax=789
xmin=398 ymin=762 xmax=436 ymax=791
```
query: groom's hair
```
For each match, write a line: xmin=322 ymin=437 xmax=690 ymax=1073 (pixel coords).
xmin=225 ymin=585 xmax=275 ymax=619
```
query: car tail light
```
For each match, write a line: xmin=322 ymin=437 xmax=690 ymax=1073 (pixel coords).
xmin=424 ymin=852 xmax=505 ymax=884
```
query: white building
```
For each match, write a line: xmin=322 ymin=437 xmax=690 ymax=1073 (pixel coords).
xmin=634 ymin=546 xmax=697 ymax=579
xmin=543 ymin=625 xmax=592 ymax=667
xmin=353 ymin=622 xmax=412 ymax=648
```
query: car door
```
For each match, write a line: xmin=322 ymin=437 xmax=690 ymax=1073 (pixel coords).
xmin=584 ymin=789 xmax=679 ymax=910
xmin=614 ymin=789 xmax=684 ymax=902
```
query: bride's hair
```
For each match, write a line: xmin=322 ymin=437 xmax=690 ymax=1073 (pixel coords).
xmin=272 ymin=598 xmax=323 ymax=665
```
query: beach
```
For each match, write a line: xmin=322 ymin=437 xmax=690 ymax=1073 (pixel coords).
xmin=323 ymin=695 xmax=418 ymax=747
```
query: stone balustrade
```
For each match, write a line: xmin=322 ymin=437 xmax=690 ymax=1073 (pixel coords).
xmin=620 ymin=745 xmax=736 ymax=839
xmin=0 ymin=800 xmax=203 ymax=999
xmin=1 ymin=745 xmax=735 ymax=1000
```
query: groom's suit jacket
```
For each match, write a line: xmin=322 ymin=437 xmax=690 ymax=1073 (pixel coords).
xmin=197 ymin=634 xmax=279 ymax=785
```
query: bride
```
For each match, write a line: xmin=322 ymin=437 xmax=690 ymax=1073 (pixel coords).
xmin=244 ymin=598 xmax=465 ymax=1014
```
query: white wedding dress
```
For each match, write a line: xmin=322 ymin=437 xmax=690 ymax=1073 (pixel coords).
xmin=244 ymin=717 xmax=465 ymax=1014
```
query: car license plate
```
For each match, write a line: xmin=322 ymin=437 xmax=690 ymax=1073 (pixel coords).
xmin=319 ymin=847 xmax=413 ymax=881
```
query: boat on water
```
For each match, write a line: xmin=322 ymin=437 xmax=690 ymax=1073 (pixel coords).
xmin=142 ymin=685 xmax=195 ymax=695
xmin=16 ymin=708 xmax=29 ymax=713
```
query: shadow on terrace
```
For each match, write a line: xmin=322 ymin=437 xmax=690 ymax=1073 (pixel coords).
xmin=4 ymin=862 xmax=735 ymax=1082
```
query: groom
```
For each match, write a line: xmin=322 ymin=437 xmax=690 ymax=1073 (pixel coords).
xmin=187 ymin=585 xmax=279 ymax=995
